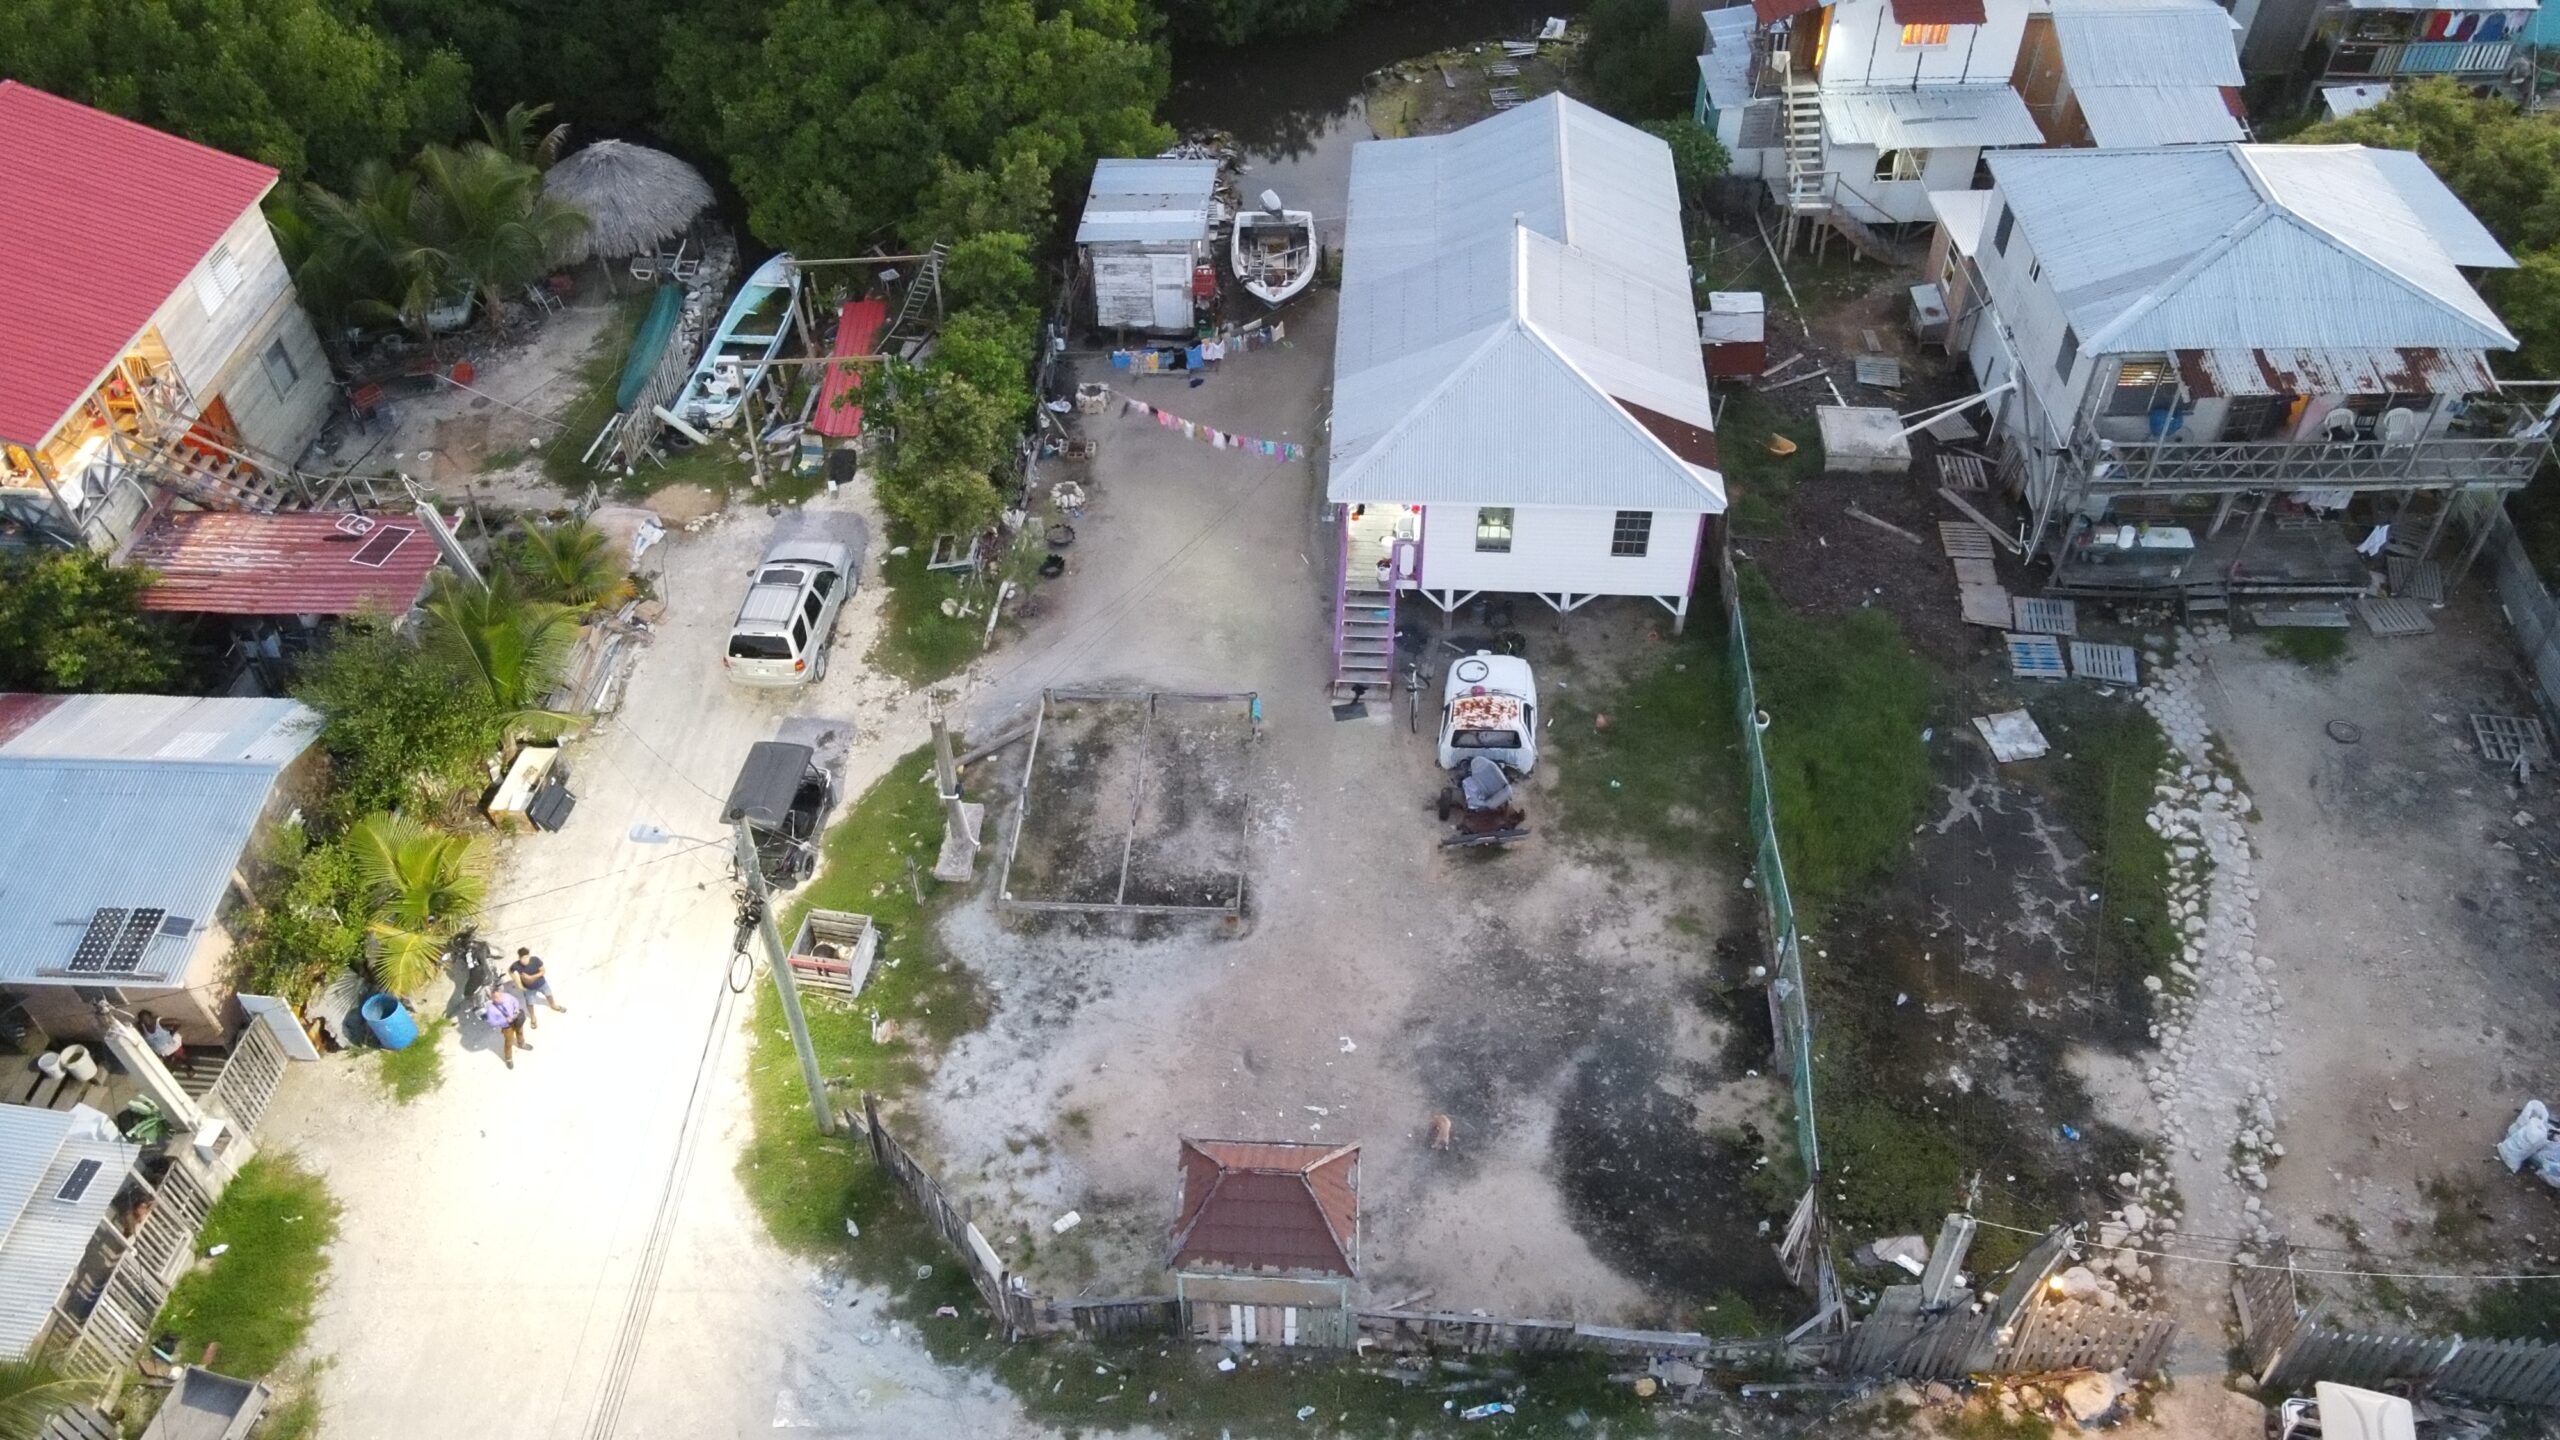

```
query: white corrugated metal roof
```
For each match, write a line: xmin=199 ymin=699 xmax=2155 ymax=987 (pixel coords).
xmin=0 ymin=694 xmax=317 ymax=767
xmin=1821 ymin=86 xmax=2044 ymax=150
xmin=1930 ymin=189 xmax=1995 ymax=256
xmin=2321 ymin=83 xmax=2392 ymax=119
xmin=2180 ymin=345 xmax=2497 ymax=397
xmin=2073 ymin=86 xmax=2244 ymax=147
xmin=1330 ymin=94 xmax=1721 ymax=511
xmin=1700 ymin=7 xmax=1756 ymax=109
xmin=1987 ymin=144 xmax=2516 ymax=355
xmin=0 ymin=1104 xmax=136 ymax=1360
xmin=2051 ymin=0 xmax=2242 ymax=88
xmin=0 ymin=761 xmax=285 ymax=987
xmin=1077 ymin=158 xmax=1219 ymax=245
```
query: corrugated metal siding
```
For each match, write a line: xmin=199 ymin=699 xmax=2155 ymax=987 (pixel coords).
xmin=1420 ymin=502 xmax=1704 ymax=600
xmin=2175 ymin=345 xmax=2496 ymax=397
xmin=2051 ymin=0 xmax=2244 ymax=87
xmin=1330 ymin=95 xmax=1721 ymax=513
xmin=0 ymin=695 xmax=316 ymax=768
xmin=1819 ymin=86 xmax=2045 ymax=149
xmin=0 ymin=762 xmax=280 ymax=986
xmin=1987 ymin=145 xmax=2516 ymax=355
xmin=1077 ymin=159 xmax=1218 ymax=246
xmin=2072 ymin=86 xmax=2246 ymax=147
xmin=0 ymin=1118 xmax=136 ymax=1360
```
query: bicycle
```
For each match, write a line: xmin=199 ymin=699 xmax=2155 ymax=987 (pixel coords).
xmin=1405 ymin=655 xmax=1429 ymax=735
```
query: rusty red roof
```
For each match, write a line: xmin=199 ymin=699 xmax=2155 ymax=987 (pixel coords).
xmin=1891 ymin=0 xmax=1989 ymax=25
xmin=125 ymin=510 xmax=446 ymax=615
xmin=811 ymin=299 xmax=887 ymax=439
xmin=1171 ymin=1138 xmax=1360 ymax=1277
xmin=0 ymin=84 xmax=280 ymax=449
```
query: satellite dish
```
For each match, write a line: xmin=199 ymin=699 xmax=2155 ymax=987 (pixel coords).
xmin=2378 ymin=407 xmax=2421 ymax=443
xmin=1259 ymin=188 xmax=1285 ymax=213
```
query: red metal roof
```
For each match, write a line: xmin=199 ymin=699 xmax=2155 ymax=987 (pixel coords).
xmin=1753 ymin=0 xmax=1826 ymax=21
xmin=125 ymin=510 xmax=446 ymax=615
xmin=1171 ymin=1138 xmax=1360 ymax=1277
xmin=1891 ymin=0 xmax=1989 ymax=26
xmin=811 ymin=300 xmax=888 ymax=439
xmin=0 ymin=83 xmax=280 ymax=448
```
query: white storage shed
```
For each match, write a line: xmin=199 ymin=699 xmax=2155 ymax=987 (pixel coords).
xmin=1078 ymin=159 xmax=1221 ymax=336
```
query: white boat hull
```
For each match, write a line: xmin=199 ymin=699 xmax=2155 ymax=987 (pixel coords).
xmin=674 ymin=253 xmax=801 ymax=429
xmin=1232 ymin=210 xmax=1319 ymax=307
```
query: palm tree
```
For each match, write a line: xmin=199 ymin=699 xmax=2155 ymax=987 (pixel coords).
xmin=510 ymin=518 xmax=625 ymax=608
xmin=349 ymin=812 xmax=489 ymax=997
xmin=281 ymin=163 xmax=448 ymax=340
xmin=422 ymin=570 xmax=578 ymax=720
xmin=0 ymin=1360 xmax=93 ymax=1440
xmin=480 ymin=102 xmax=571 ymax=172
xmin=414 ymin=142 xmax=590 ymax=331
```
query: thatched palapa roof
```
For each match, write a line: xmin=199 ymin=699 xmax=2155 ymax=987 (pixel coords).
xmin=542 ymin=140 xmax=715 ymax=264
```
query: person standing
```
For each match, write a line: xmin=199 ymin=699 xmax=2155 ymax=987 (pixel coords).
xmin=509 ymin=949 xmax=565 ymax=1027
xmin=137 ymin=1011 xmax=184 ymax=1064
xmin=481 ymin=985 xmax=530 ymax=1069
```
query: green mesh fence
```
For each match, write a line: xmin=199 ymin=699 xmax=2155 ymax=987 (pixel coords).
xmin=1726 ymin=571 xmax=1820 ymax=1175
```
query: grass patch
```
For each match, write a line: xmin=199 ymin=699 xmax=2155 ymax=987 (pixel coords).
xmin=539 ymin=292 xmax=654 ymax=494
xmin=2264 ymin=625 xmax=2348 ymax=669
xmin=157 ymin=1156 xmax=341 ymax=1377
xmin=2040 ymin=699 xmax=2181 ymax=997
xmin=867 ymin=527 xmax=991 ymax=685
xmin=737 ymin=744 xmax=985 ymax=1254
xmin=1716 ymin=391 xmax=1825 ymax=535
xmin=1738 ymin=567 xmax=1935 ymax=924
xmin=372 ymin=1018 xmax=449 ymax=1103
xmin=1547 ymin=627 xmax=1736 ymax=856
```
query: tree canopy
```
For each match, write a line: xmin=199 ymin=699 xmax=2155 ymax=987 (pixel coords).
xmin=0 ymin=0 xmax=469 ymax=185
xmin=1576 ymin=0 xmax=1707 ymax=123
xmin=0 ymin=550 xmax=180 ymax=695
xmin=669 ymin=0 xmax=1172 ymax=255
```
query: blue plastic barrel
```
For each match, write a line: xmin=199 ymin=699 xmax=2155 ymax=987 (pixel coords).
xmin=361 ymin=993 xmax=418 ymax=1050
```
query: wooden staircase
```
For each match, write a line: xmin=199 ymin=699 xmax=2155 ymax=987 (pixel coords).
xmin=1329 ymin=518 xmax=1397 ymax=700
xmin=1779 ymin=63 xmax=1827 ymax=218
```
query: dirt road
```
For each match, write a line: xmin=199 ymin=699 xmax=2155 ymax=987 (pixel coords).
xmin=262 ymin=491 xmax=1057 ymax=1439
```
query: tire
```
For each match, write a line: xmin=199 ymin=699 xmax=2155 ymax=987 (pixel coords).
xmin=811 ymin=650 xmax=830 ymax=682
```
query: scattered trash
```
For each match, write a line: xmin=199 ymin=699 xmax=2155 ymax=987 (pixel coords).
xmin=1297 ymin=1405 xmax=1318 ymax=1421
xmin=845 ymin=1218 xmax=860 ymax=1238
xmin=915 ymin=1264 xmax=933 ymax=1280
xmin=1895 ymin=992 xmax=1909 ymax=1006
xmin=1973 ymin=709 xmax=2050 ymax=762
xmin=206 ymin=1243 xmax=229 ymax=1258
xmin=1052 ymin=1210 xmax=1083 ymax=1235
xmin=1339 ymin=1037 xmax=1357 ymax=1054
xmin=1459 ymin=1402 xmax=1517 ymax=1420
xmin=2058 ymin=1124 xmax=2082 ymax=1142
xmin=1217 ymin=1357 xmax=1237 ymax=1373
xmin=934 ymin=1306 xmax=960 ymax=1318
xmin=2501 ymin=1100 xmax=2553 ymax=1173
xmin=889 ymin=545 xmax=911 ymax=557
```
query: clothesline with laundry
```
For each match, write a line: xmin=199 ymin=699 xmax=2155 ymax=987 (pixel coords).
xmin=1112 ymin=392 xmax=1310 ymax=462
xmin=1108 ymin=320 xmax=1289 ymax=375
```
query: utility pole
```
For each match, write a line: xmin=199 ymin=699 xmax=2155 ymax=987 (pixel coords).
xmin=929 ymin=704 xmax=984 ymax=882
xmin=733 ymin=822 xmax=835 ymax=1135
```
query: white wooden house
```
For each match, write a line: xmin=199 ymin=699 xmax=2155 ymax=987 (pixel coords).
xmin=1698 ymin=0 xmax=2244 ymax=256
xmin=1078 ymin=159 xmax=1221 ymax=336
xmin=1929 ymin=142 xmax=2549 ymax=603
xmin=0 ymin=83 xmax=334 ymax=550
xmin=1325 ymin=95 xmax=1723 ymax=695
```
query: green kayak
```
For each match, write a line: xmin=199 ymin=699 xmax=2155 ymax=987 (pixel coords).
xmin=614 ymin=283 xmax=686 ymax=413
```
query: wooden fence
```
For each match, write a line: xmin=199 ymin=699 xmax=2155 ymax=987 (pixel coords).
xmin=857 ymin=1094 xmax=1036 ymax=1336
xmin=2239 ymin=1238 xmax=2560 ymax=1407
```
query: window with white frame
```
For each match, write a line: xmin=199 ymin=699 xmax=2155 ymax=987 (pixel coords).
xmin=1610 ymin=511 xmax=1653 ymax=557
xmin=1899 ymin=22 xmax=1951 ymax=44
xmin=261 ymin=337 xmax=300 ymax=400
xmin=1475 ymin=507 xmax=1514 ymax=553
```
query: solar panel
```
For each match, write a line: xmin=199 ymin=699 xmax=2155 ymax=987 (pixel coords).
xmin=348 ymin=527 xmax=415 ymax=568
xmin=66 ymin=909 xmax=128 ymax=974
xmin=108 ymin=908 xmax=166 ymax=971
xmin=55 ymin=1159 xmax=102 ymax=1204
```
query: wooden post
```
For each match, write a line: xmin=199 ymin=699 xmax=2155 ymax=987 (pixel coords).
xmin=2415 ymin=484 xmax=2459 ymax=562
xmin=741 ymin=386 xmax=769 ymax=491
xmin=2451 ymin=486 xmax=2501 ymax=594
xmin=2227 ymin=488 xmax=2275 ymax=584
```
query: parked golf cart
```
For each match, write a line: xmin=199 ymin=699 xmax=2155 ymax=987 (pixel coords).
xmin=723 ymin=739 xmax=835 ymax=888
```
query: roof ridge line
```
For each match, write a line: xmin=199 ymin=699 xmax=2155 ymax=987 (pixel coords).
xmin=1554 ymin=95 xmax=1572 ymax=248
xmin=1291 ymin=1169 xmax=1357 ymax=1273
xmin=1328 ymin=321 xmax=1518 ymax=497
xmin=2085 ymin=198 xmax=2276 ymax=353
xmin=1516 ymin=311 xmax=1720 ymax=496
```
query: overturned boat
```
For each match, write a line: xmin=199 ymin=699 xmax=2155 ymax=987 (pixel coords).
xmin=1232 ymin=189 xmax=1319 ymax=307
xmin=672 ymin=253 xmax=800 ymax=429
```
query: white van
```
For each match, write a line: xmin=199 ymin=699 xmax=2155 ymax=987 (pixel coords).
xmin=1436 ymin=653 xmax=1539 ymax=774
xmin=724 ymin=540 xmax=854 ymax=685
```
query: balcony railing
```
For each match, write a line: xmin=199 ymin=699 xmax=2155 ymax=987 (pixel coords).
xmin=2071 ymin=430 xmax=2549 ymax=494
xmin=2329 ymin=38 xmax=2514 ymax=77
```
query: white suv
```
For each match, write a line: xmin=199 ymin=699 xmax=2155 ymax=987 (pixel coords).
xmin=725 ymin=540 xmax=853 ymax=685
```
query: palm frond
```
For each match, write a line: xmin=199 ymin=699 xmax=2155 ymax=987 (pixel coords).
xmin=0 ymin=1361 xmax=95 ymax=1440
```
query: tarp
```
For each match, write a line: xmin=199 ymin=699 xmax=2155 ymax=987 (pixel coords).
xmin=722 ymin=741 xmax=816 ymax=828
xmin=615 ymin=284 xmax=686 ymax=413
xmin=812 ymin=299 xmax=888 ymax=439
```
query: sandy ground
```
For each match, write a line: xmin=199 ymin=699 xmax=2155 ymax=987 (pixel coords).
xmin=2201 ymin=604 xmax=2560 ymax=1283
xmin=906 ymin=284 xmax=1771 ymax=1325
xmin=324 ymin=291 xmax=626 ymax=512
xmin=259 ymin=484 xmax=1057 ymax=1439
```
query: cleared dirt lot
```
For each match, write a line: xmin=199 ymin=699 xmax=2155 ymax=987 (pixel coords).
xmin=915 ymin=291 xmax=1790 ymax=1326
xmin=2202 ymin=604 xmax=2560 ymax=1285
xmin=1000 ymin=692 xmax=1255 ymax=912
